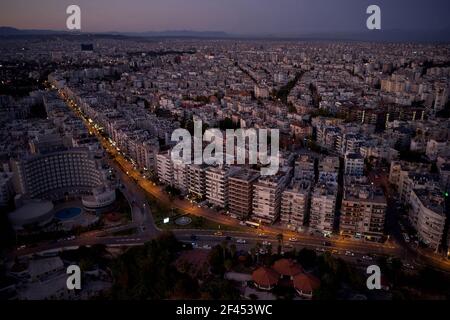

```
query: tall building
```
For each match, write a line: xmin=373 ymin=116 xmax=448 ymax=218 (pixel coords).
xmin=228 ymin=168 xmax=260 ymax=220
xmin=309 ymin=181 xmax=337 ymax=235
xmin=187 ymin=164 xmax=207 ymax=199
xmin=281 ymin=179 xmax=311 ymax=231
xmin=156 ymin=151 xmax=173 ymax=186
xmin=10 ymin=148 xmax=105 ymax=199
xmin=205 ymin=165 xmax=239 ymax=208
xmin=172 ymin=159 xmax=188 ymax=193
xmin=339 ymin=176 xmax=387 ymax=241
xmin=408 ymin=187 xmax=446 ymax=251
xmin=252 ymin=172 xmax=289 ymax=224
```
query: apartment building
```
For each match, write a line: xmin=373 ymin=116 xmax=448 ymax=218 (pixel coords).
xmin=280 ymin=179 xmax=311 ymax=231
xmin=228 ymin=168 xmax=260 ymax=220
xmin=344 ymin=152 xmax=364 ymax=176
xmin=205 ymin=165 xmax=239 ymax=208
xmin=187 ymin=164 xmax=207 ymax=200
xmin=340 ymin=176 xmax=387 ymax=241
xmin=294 ymin=154 xmax=315 ymax=180
xmin=156 ymin=151 xmax=173 ymax=186
xmin=309 ymin=181 xmax=337 ymax=235
xmin=318 ymin=156 xmax=340 ymax=181
xmin=10 ymin=148 xmax=104 ymax=199
xmin=409 ymin=187 xmax=446 ymax=251
xmin=172 ymin=159 xmax=188 ymax=193
xmin=252 ymin=172 xmax=289 ymax=224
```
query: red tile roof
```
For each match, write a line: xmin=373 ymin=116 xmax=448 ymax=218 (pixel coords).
xmin=272 ymin=258 xmax=303 ymax=276
xmin=293 ymin=273 xmax=320 ymax=294
xmin=252 ymin=267 xmax=279 ymax=287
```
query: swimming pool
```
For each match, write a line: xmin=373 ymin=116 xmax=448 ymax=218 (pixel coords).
xmin=55 ymin=207 xmax=82 ymax=220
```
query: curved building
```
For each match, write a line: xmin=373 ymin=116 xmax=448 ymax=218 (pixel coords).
xmin=82 ymin=186 xmax=116 ymax=212
xmin=10 ymin=148 xmax=105 ymax=200
xmin=8 ymin=199 xmax=54 ymax=230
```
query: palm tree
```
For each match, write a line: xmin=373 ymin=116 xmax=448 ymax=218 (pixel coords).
xmin=221 ymin=240 xmax=229 ymax=260
xmin=276 ymin=233 xmax=284 ymax=255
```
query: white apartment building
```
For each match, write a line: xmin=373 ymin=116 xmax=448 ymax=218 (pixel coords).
xmin=281 ymin=179 xmax=311 ymax=231
xmin=252 ymin=173 xmax=289 ymax=224
xmin=409 ymin=187 xmax=446 ymax=251
xmin=10 ymin=149 xmax=105 ymax=199
xmin=172 ymin=159 xmax=188 ymax=193
xmin=309 ymin=182 xmax=337 ymax=235
xmin=187 ymin=164 xmax=207 ymax=199
xmin=156 ymin=151 xmax=173 ymax=186
xmin=205 ymin=165 xmax=239 ymax=208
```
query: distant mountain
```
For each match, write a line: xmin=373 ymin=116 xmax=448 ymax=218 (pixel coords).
xmin=0 ymin=26 xmax=69 ymax=36
xmin=1 ymin=26 xmax=449 ymax=42
xmin=112 ymin=30 xmax=230 ymax=38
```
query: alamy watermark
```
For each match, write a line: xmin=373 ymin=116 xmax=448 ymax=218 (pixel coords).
xmin=66 ymin=5 xmax=81 ymax=30
xmin=66 ymin=265 xmax=81 ymax=290
xmin=366 ymin=265 xmax=382 ymax=290
xmin=366 ymin=5 xmax=381 ymax=30
xmin=171 ymin=120 xmax=280 ymax=175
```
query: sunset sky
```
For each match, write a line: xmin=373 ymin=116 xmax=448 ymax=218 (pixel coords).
xmin=1 ymin=0 xmax=449 ymax=35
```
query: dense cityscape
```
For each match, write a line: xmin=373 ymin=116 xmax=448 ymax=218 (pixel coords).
xmin=0 ymin=34 xmax=449 ymax=301
xmin=1 ymin=2 xmax=450 ymax=309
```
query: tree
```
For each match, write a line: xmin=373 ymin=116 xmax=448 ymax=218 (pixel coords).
xmin=276 ymin=233 xmax=284 ymax=255
xmin=208 ymin=245 xmax=225 ymax=274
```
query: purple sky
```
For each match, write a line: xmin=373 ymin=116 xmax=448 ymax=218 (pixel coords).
xmin=1 ymin=0 xmax=449 ymax=34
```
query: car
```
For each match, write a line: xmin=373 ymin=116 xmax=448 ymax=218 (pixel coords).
xmin=315 ymin=247 xmax=325 ymax=252
xmin=345 ymin=251 xmax=355 ymax=256
xmin=403 ymin=263 xmax=415 ymax=270
xmin=17 ymin=245 xmax=27 ymax=251
xmin=202 ymin=244 xmax=212 ymax=249
xmin=323 ymin=241 xmax=332 ymax=246
xmin=362 ymin=255 xmax=373 ymax=260
xmin=236 ymin=239 xmax=247 ymax=244
xmin=258 ymin=233 xmax=268 ymax=238
xmin=262 ymin=241 xmax=272 ymax=246
xmin=214 ymin=231 xmax=223 ymax=236
xmin=288 ymin=237 xmax=298 ymax=242
xmin=284 ymin=244 xmax=294 ymax=249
